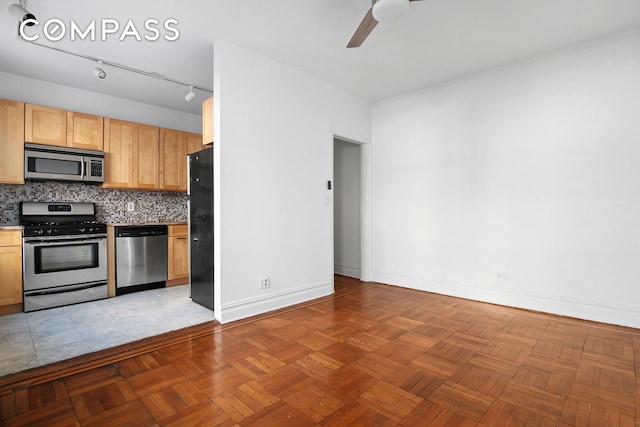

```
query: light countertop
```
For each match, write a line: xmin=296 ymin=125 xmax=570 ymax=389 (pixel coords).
xmin=108 ymin=222 xmax=187 ymax=227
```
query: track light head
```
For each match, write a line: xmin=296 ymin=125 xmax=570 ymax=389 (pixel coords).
xmin=184 ymin=85 xmax=195 ymax=102
xmin=9 ymin=2 xmax=36 ymax=26
xmin=93 ymin=61 xmax=106 ymax=79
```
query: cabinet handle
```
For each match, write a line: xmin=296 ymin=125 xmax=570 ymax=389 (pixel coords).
xmin=177 ymin=237 xmax=187 ymax=240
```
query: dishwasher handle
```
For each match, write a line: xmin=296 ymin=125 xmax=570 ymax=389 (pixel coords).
xmin=115 ymin=225 xmax=168 ymax=237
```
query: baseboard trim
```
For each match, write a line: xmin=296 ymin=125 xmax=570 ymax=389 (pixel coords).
xmin=166 ymin=277 xmax=188 ymax=287
xmin=0 ymin=303 xmax=23 ymax=316
xmin=219 ymin=281 xmax=334 ymax=323
xmin=334 ymin=264 xmax=360 ymax=279
xmin=371 ymin=270 xmax=640 ymax=329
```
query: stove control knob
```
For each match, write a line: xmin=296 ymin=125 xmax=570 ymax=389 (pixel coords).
xmin=79 ymin=228 xmax=86 ymax=233
xmin=36 ymin=229 xmax=43 ymax=235
xmin=46 ymin=229 xmax=53 ymax=234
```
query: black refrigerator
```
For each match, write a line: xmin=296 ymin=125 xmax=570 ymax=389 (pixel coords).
xmin=188 ymin=147 xmax=214 ymax=310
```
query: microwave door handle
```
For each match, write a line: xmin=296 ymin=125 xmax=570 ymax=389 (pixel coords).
xmin=80 ymin=156 xmax=87 ymax=180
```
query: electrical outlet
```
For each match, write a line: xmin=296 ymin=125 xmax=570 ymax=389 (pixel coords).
xmin=497 ymin=272 xmax=510 ymax=283
xmin=259 ymin=277 xmax=271 ymax=290
xmin=127 ymin=202 xmax=135 ymax=212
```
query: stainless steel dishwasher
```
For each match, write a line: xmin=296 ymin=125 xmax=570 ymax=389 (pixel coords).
xmin=115 ymin=225 xmax=168 ymax=295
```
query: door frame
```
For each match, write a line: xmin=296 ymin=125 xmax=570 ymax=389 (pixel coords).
xmin=330 ymin=130 xmax=371 ymax=282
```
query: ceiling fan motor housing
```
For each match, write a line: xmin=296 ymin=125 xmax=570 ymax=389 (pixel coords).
xmin=372 ymin=0 xmax=410 ymax=23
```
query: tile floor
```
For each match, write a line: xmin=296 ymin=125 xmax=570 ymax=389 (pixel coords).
xmin=0 ymin=285 xmax=214 ymax=377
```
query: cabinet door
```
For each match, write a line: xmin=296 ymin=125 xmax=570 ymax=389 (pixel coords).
xmin=25 ymin=104 xmax=67 ymax=146
xmin=159 ymin=128 xmax=185 ymax=191
xmin=67 ymin=112 xmax=104 ymax=151
xmin=133 ymin=123 xmax=159 ymax=190
xmin=103 ymin=118 xmax=134 ymax=189
xmin=0 ymin=99 xmax=25 ymax=184
xmin=168 ymin=235 xmax=189 ymax=280
xmin=186 ymin=132 xmax=203 ymax=154
xmin=0 ymin=232 xmax=22 ymax=306
xmin=202 ymin=97 xmax=213 ymax=145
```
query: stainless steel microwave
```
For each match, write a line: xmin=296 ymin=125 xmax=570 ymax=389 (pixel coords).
xmin=24 ymin=143 xmax=105 ymax=183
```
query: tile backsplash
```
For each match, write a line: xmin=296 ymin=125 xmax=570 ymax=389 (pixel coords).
xmin=0 ymin=182 xmax=188 ymax=225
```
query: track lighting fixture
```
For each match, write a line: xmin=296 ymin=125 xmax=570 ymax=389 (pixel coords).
xmin=8 ymin=1 xmax=36 ymax=26
xmin=184 ymin=85 xmax=195 ymax=102
xmin=14 ymin=38 xmax=212 ymax=101
xmin=93 ymin=60 xmax=107 ymax=79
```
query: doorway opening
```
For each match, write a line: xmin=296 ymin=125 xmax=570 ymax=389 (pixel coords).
xmin=333 ymin=137 xmax=362 ymax=280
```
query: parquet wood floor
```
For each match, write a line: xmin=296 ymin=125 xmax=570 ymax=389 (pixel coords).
xmin=2 ymin=275 xmax=640 ymax=426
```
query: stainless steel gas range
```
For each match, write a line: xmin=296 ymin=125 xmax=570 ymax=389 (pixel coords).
xmin=20 ymin=202 xmax=108 ymax=312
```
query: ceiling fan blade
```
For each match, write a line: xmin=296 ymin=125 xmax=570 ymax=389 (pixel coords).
xmin=347 ymin=8 xmax=378 ymax=48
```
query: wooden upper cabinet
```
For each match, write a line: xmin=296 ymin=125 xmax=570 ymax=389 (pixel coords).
xmin=67 ymin=112 xmax=104 ymax=151
xmin=186 ymin=132 xmax=203 ymax=154
xmin=0 ymin=99 xmax=25 ymax=184
xmin=105 ymin=120 xmax=196 ymax=192
xmin=13 ymin=100 xmax=202 ymax=191
xmin=103 ymin=118 xmax=134 ymax=189
xmin=160 ymin=130 xmax=203 ymax=192
xmin=133 ymin=123 xmax=159 ymax=190
xmin=202 ymin=97 xmax=213 ymax=146
xmin=25 ymin=104 xmax=67 ymax=146
xmin=25 ymin=104 xmax=103 ymax=150
xmin=159 ymin=128 xmax=185 ymax=191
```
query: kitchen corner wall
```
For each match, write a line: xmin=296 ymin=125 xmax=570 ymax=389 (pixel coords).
xmin=0 ymin=182 xmax=187 ymax=224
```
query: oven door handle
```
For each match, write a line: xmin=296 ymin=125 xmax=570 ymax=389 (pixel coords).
xmin=24 ymin=235 xmax=106 ymax=244
xmin=24 ymin=281 xmax=107 ymax=297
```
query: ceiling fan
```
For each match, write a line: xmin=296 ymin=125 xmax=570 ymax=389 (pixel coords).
xmin=347 ymin=0 xmax=425 ymax=48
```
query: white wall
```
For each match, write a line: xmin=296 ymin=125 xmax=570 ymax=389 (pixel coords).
xmin=213 ymin=41 xmax=371 ymax=323
xmin=372 ymin=30 xmax=640 ymax=328
xmin=334 ymin=138 xmax=361 ymax=278
xmin=0 ymin=71 xmax=201 ymax=133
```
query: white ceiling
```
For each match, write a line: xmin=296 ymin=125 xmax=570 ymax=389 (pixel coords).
xmin=1 ymin=0 xmax=640 ymax=115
